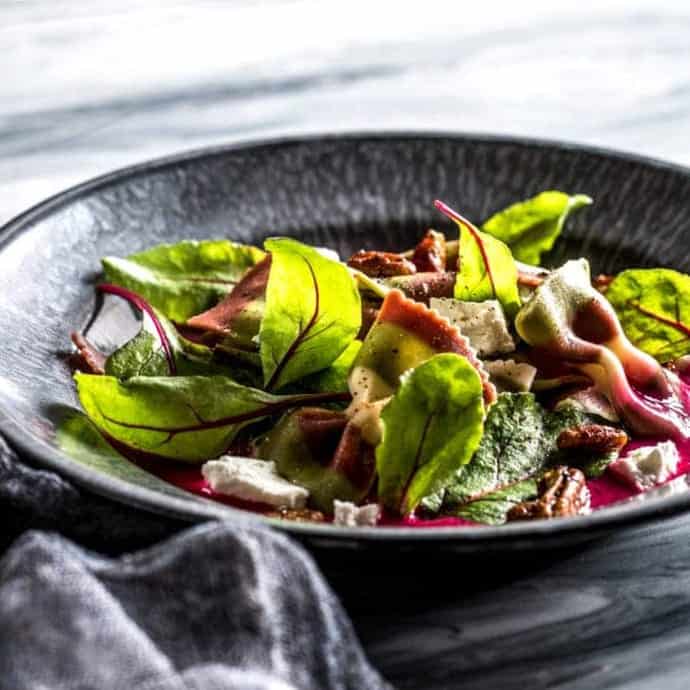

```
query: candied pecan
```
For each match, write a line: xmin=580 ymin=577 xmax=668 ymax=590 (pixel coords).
xmin=557 ymin=424 xmax=628 ymax=454
xmin=507 ymin=466 xmax=590 ymax=521
xmin=411 ymin=230 xmax=446 ymax=272
xmin=347 ymin=250 xmax=417 ymax=278
xmin=266 ymin=507 xmax=326 ymax=523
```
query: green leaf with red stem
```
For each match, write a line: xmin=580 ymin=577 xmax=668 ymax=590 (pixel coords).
xmin=375 ymin=353 xmax=485 ymax=515
xmin=605 ymin=268 xmax=690 ymax=363
xmin=75 ymin=372 xmax=349 ymax=463
xmin=102 ymin=239 xmax=264 ymax=322
xmin=481 ymin=191 xmax=592 ymax=265
xmin=100 ymin=284 xmax=261 ymax=386
xmin=259 ymin=238 xmax=361 ymax=391
xmin=434 ymin=200 xmax=521 ymax=318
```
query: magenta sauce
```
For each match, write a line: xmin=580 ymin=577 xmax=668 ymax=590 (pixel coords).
xmin=143 ymin=439 xmax=690 ymax=529
xmin=128 ymin=375 xmax=690 ymax=528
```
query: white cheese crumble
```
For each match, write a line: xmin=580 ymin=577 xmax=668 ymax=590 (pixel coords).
xmin=430 ymin=298 xmax=515 ymax=357
xmin=202 ymin=456 xmax=309 ymax=508
xmin=333 ymin=500 xmax=380 ymax=527
xmin=483 ymin=359 xmax=537 ymax=392
xmin=610 ymin=442 xmax=679 ymax=491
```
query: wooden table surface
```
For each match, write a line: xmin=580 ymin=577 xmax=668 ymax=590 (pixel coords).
xmin=4 ymin=2 xmax=690 ymax=688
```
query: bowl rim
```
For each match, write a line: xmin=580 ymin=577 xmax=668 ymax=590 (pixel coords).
xmin=3 ymin=129 xmax=690 ymax=543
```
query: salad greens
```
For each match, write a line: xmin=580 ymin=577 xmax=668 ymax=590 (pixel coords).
xmin=606 ymin=268 xmax=690 ymax=363
xmin=76 ymin=373 xmax=346 ymax=462
xmin=70 ymin=191 xmax=690 ymax=527
xmin=482 ymin=191 xmax=592 ymax=265
xmin=425 ymin=393 xmax=599 ymax=523
xmin=103 ymin=239 xmax=264 ymax=322
xmin=101 ymin=284 xmax=253 ymax=382
xmin=376 ymin=354 xmax=485 ymax=515
xmin=259 ymin=238 xmax=361 ymax=390
xmin=434 ymin=200 xmax=521 ymax=317
xmin=299 ymin=340 xmax=362 ymax=394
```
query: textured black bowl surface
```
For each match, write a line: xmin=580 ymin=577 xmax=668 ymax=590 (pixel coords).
xmin=2 ymin=133 xmax=690 ymax=553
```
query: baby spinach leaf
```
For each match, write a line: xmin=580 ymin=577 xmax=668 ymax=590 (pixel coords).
xmin=605 ymin=268 xmax=690 ymax=363
xmin=427 ymin=393 xmax=596 ymax=523
xmin=102 ymin=239 xmax=264 ymax=322
xmin=442 ymin=393 xmax=553 ymax=505
xmin=259 ymin=238 xmax=361 ymax=391
xmin=482 ymin=191 xmax=592 ymax=265
xmin=376 ymin=353 xmax=485 ymax=515
xmin=453 ymin=478 xmax=539 ymax=525
xmin=75 ymin=373 xmax=348 ymax=463
xmin=434 ymin=200 xmax=520 ymax=317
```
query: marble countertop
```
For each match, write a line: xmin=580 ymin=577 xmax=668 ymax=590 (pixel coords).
xmin=3 ymin=2 xmax=690 ymax=688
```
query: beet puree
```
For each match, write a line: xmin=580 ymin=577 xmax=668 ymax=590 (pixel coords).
xmin=120 ymin=376 xmax=690 ymax=528
xmin=131 ymin=441 xmax=688 ymax=528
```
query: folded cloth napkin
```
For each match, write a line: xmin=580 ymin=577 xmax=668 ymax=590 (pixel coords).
xmin=0 ymin=438 xmax=391 ymax=690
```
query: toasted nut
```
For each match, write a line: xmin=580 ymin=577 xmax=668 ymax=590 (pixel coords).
xmin=412 ymin=230 xmax=447 ymax=272
xmin=266 ymin=507 xmax=326 ymax=523
xmin=507 ymin=466 xmax=590 ymax=521
xmin=557 ymin=424 xmax=628 ymax=454
xmin=347 ymin=250 xmax=417 ymax=278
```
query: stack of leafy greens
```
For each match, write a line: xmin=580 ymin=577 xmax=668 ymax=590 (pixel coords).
xmin=70 ymin=190 xmax=690 ymax=526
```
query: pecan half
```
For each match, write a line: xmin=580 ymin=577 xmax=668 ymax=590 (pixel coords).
xmin=557 ymin=424 xmax=628 ymax=454
xmin=347 ymin=250 xmax=417 ymax=278
xmin=266 ymin=507 xmax=326 ymax=523
xmin=507 ymin=466 xmax=590 ymax=521
xmin=411 ymin=230 xmax=447 ymax=273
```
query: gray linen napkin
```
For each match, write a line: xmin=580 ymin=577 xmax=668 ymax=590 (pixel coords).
xmin=0 ymin=438 xmax=390 ymax=690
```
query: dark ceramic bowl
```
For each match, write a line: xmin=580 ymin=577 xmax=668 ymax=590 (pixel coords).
xmin=2 ymin=133 xmax=690 ymax=554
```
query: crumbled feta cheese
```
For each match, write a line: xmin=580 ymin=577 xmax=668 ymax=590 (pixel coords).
xmin=610 ymin=442 xmax=679 ymax=490
xmin=430 ymin=298 xmax=515 ymax=356
xmin=333 ymin=500 xmax=380 ymax=527
xmin=483 ymin=359 xmax=537 ymax=392
xmin=202 ymin=456 xmax=309 ymax=508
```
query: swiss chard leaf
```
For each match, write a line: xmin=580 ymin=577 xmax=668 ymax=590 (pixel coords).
xmin=428 ymin=393 xmax=592 ymax=523
xmin=376 ymin=353 xmax=485 ymax=515
xmin=75 ymin=373 xmax=347 ymax=463
xmin=259 ymin=238 xmax=361 ymax=390
xmin=299 ymin=340 xmax=362 ymax=394
xmin=482 ymin=191 xmax=592 ymax=265
xmin=434 ymin=200 xmax=520 ymax=317
xmin=102 ymin=239 xmax=264 ymax=322
xmin=101 ymin=284 xmax=262 ymax=386
xmin=605 ymin=268 xmax=690 ymax=363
